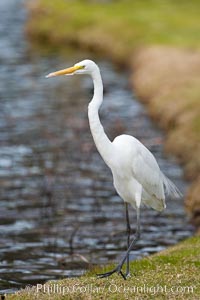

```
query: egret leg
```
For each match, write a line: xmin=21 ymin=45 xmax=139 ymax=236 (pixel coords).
xmin=125 ymin=202 xmax=131 ymax=277
xmin=97 ymin=207 xmax=141 ymax=280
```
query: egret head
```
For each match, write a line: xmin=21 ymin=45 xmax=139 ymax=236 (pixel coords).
xmin=46 ymin=59 xmax=99 ymax=78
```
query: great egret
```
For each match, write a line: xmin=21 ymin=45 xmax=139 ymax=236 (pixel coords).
xmin=46 ymin=59 xmax=181 ymax=280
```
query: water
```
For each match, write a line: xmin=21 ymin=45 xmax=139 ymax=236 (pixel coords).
xmin=0 ymin=0 xmax=193 ymax=294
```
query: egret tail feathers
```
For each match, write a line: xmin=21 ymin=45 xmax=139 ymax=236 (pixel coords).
xmin=161 ymin=173 xmax=182 ymax=198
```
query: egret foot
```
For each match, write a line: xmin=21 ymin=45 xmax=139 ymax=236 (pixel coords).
xmin=97 ymin=266 xmax=127 ymax=280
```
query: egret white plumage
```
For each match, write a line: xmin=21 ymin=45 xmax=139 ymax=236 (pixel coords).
xmin=46 ymin=59 xmax=181 ymax=280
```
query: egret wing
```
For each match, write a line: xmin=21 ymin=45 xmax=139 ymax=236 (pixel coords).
xmin=132 ymin=145 xmax=164 ymax=200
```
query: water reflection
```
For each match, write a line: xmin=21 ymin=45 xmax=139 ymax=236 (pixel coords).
xmin=0 ymin=0 xmax=193 ymax=293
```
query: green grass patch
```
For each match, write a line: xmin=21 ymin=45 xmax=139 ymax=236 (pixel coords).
xmin=7 ymin=236 xmax=200 ymax=299
xmin=27 ymin=0 xmax=200 ymax=62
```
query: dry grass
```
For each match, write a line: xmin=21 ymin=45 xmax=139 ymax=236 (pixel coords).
xmin=131 ymin=46 xmax=200 ymax=226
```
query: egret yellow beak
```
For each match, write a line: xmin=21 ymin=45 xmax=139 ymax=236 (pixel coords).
xmin=46 ymin=65 xmax=84 ymax=78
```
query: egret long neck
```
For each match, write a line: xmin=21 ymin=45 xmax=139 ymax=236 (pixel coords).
xmin=88 ymin=70 xmax=113 ymax=166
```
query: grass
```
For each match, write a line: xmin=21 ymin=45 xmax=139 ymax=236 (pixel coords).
xmin=27 ymin=0 xmax=200 ymax=63
xmin=6 ymin=236 xmax=200 ymax=299
xmin=131 ymin=46 xmax=200 ymax=222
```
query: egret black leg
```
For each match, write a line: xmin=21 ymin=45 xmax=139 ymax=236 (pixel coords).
xmin=125 ymin=202 xmax=131 ymax=277
xmin=97 ymin=207 xmax=141 ymax=280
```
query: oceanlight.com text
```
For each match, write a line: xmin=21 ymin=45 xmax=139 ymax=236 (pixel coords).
xmin=36 ymin=283 xmax=196 ymax=296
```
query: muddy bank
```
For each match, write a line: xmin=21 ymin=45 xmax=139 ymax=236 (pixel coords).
xmin=26 ymin=1 xmax=200 ymax=228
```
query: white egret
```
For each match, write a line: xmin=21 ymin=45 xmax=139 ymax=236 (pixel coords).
xmin=46 ymin=59 xmax=181 ymax=280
